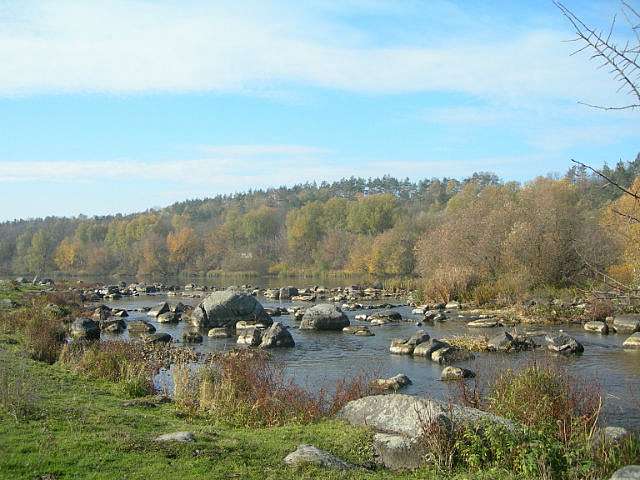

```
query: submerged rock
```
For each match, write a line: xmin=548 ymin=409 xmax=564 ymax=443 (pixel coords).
xmin=128 ymin=320 xmax=156 ymax=334
xmin=389 ymin=330 xmax=430 ymax=355
xmin=299 ymin=304 xmax=349 ymax=331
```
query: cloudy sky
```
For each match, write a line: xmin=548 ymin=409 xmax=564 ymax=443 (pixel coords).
xmin=1 ymin=0 xmax=638 ymax=221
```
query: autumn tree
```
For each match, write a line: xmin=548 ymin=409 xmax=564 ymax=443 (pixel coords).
xmin=166 ymin=226 xmax=199 ymax=272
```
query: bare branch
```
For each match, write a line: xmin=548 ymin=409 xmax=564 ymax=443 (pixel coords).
xmin=571 ymin=159 xmax=640 ymax=199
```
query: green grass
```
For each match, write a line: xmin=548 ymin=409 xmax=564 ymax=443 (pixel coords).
xmin=0 ymin=281 xmax=43 ymax=304
xmin=0 ymin=345 xmax=520 ymax=480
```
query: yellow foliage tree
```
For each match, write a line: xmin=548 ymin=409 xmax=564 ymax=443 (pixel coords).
xmin=166 ymin=227 xmax=199 ymax=271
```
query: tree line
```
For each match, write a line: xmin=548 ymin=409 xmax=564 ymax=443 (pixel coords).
xmin=1 ymin=158 xmax=639 ymax=294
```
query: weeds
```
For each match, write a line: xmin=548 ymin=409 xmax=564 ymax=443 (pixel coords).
xmin=173 ymin=349 xmax=371 ymax=427
xmin=0 ymin=357 xmax=39 ymax=421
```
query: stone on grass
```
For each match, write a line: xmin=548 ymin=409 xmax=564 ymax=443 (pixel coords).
xmin=154 ymin=431 xmax=195 ymax=443
xmin=70 ymin=318 xmax=100 ymax=341
xmin=284 ymin=444 xmax=352 ymax=470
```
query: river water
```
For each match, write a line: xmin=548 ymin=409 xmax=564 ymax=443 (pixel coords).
xmin=103 ymin=292 xmax=640 ymax=429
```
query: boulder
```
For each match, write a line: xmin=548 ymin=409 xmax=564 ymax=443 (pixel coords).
xmin=100 ymin=318 xmax=126 ymax=333
xmin=445 ymin=301 xmax=460 ymax=309
xmin=584 ymin=321 xmax=609 ymax=334
xmin=157 ymin=312 xmax=178 ymax=323
xmin=259 ymin=322 xmax=295 ymax=348
xmin=143 ymin=332 xmax=172 ymax=344
xmin=441 ymin=366 xmax=475 ymax=381
xmin=154 ymin=431 xmax=195 ymax=443
xmin=190 ymin=290 xmax=272 ymax=329
xmin=147 ymin=302 xmax=170 ymax=318
xmin=413 ymin=339 xmax=448 ymax=358
xmin=488 ymin=331 xmax=514 ymax=351
xmin=92 ymin=304 xmax=112 ymax=321
xmin=70 ymin=318 xmax=100 ymax=341
xmin=613 ymin=315 xmax=640 ymax=333
xmin=594 ymin=426 xmax=630 ymax=446
xmin=299 ymin=304 xmax=349 ymax=331
xmin=128 ymin=320 xmax=156 ymax=334
xmin=610 ymin=466 xmax=640 ymax=479
xmin=343 ymin=325 xmax=374 ymax=336
xmin=237 ymin=328 xmax=263 ymax=346
xmin=369 ymin=310 xmax=402 ymax=326
xmin=389 ymin=330 xmax=430 ymax=355
xmin=337 ymin=394 xmax=514 ymax=440
xmin=283 ymin=444 xmax=352 ymax=470
xmin=207 ymin=327 xmax=233 ymax=338
xmin=112 ymin=308 xmax=128 ymax=318
xmin=623 ymin=332 xmax=640 ymax=348
xmin=279 ymin=286 xmax=299 ymax=300
xmin=545 ymin=332 xmax=584 ymax=355
xmin=373 ymin=433 xmax=426 ymax=471
xmin=431 ymin=346 xmax=475 ymax=365
xmin=371 ymin=374 xmax=412 ymax=391
xmin=182 ymin=331 xmax=203 ymax=344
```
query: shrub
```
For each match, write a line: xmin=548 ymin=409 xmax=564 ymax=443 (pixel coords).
xmin=60 ymin=341 xmax=160 ymax=398
xmin=487 ymin=364 xmax=602 ymax=442
xmin=423 ymin=267 xmax=478 ymax=303
xmin=175 ymin=350 xmax=371 ymax=427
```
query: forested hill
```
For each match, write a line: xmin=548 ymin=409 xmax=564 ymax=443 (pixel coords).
xmin=1 ymin=156 xmax=639 ymax=281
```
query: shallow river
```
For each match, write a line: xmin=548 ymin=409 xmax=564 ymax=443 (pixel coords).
xmin=103 ymin=292 xmax=640 ymax=429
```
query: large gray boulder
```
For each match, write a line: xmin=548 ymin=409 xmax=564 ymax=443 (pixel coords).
xmin=337 ymin=394 xmax=513 ymax=471
xmin=259 ymin=322 xmax=295 ymax=348
xmin=299 ymin=304 xmax=349 ymax=331
xmin=279 ymin=286 xmax=299 ymax=300
xmin=610 ymin=466 xmax=640 ymax=479
xmin=70 ymin=318 xmax=100 ymax=341
xmin=614 ymin=315 xmax=640 ymax=333
xmin=190 ymin=290 xmax=272 ymax=329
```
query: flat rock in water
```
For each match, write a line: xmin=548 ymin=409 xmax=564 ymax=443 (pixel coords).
xmin=413 ymin=339 xmax=448 ymax=358
xmin=371 ymin=374 xmax=412 ymax=391
xmin=431 ymin=346 xmax=474 ymax=365
xmin=128 ymin=320 xmax=156 ymax=334
xmin=283 ymin=444 xmax=352 ymax=470
xmin=610 ymin=466 xmax=640 ymax=479
xmin=441 ymin=366 xmax=475 ymax=381
xmin=467 ymin=319 xmax=499 ymax=328
xmin=154 ymin=431 xmax=195 ymax=443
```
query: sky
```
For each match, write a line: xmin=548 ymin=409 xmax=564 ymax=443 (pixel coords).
xmin=1 ymin=0 xmax=639 ymax=221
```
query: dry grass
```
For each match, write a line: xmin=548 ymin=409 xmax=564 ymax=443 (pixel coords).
xmin=173 ymin=349 xmax=373 ymax=427
xmin=441 ymin=335 xmax=490 ymax=352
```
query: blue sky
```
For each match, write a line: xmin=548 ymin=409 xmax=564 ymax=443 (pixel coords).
xmin=1 ymin=0 xmax=639 ymax=221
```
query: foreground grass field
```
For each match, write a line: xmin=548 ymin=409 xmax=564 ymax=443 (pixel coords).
xmin=0 ymin=346 xmax=522 ymax=480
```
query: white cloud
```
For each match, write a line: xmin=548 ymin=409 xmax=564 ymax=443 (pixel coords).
xmin=0 ymin=0 xmax=630 ymax=106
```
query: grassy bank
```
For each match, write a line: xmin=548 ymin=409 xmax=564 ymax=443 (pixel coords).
xmin=0 ymin=346 xmax=523 ymax=480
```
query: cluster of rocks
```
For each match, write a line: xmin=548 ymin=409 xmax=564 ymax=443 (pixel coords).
xmin=389 ymin=330 xmax=475 ymax=367
xmin=15 ymin=275 xmax=54 ymax=287
xmin=583 ymin=315 xmax=640 ymax=349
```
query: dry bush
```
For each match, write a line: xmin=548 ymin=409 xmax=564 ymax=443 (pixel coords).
xmin=585 ymin=298 xmax=614 ymax=322
xmin=60 ymin=341 xmax=159 ymax=397
xmin=176 ymin=350 xmax=372 ymax=427
xmin=423 ymin=267 xmax=478 ymax=303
